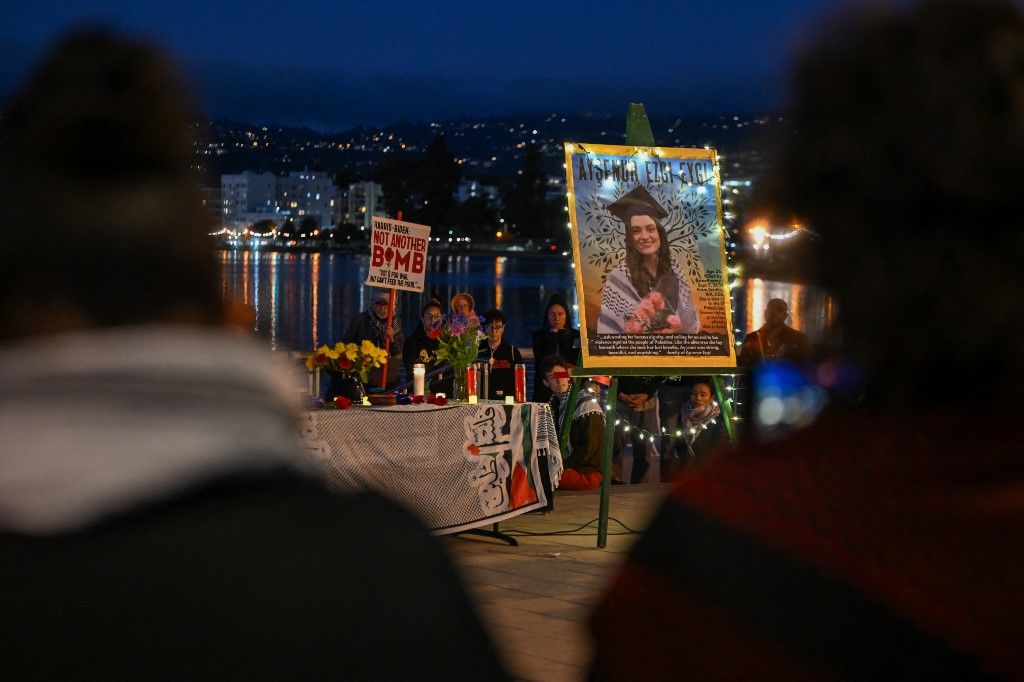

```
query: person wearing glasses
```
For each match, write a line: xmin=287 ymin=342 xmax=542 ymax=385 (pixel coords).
xmin=343 ymin=294 xmax=404 ymax=389
xmin=403 ymin=298 xmax=453 ymax=395
xmin=478 ymin=309 xmax=523 ymax=400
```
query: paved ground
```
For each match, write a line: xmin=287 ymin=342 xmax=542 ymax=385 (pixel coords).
xmin=442 ymin=484 xmax=669 ymax=682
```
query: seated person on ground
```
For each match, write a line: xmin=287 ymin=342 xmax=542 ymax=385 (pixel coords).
xmin=661 ymin=379 xmax=727 ymax=481
xmin=541 ymin=355 xmax=605 ymax=491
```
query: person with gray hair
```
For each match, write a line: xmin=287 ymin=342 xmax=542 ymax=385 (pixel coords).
xmin=590 ymin=2 xmax=1024 ymax=678
xmin=0 ymin=29 xmax=506 ymax=680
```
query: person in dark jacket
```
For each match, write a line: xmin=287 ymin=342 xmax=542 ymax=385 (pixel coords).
xmin=613 ymin=375 xmax=663 ymax=484
xmin=0 ymin=31 xmax=507 ymax=681
xmin=737 ymin=298 xmax=811 ymax=365
xmin=660 ymin=379 xmax=726 ymax=481
xmin=478 ymin=309 xmax=523 ymax=400
xmin=343 ymin=293 xmax=403 ymax=389
xmin=403 ymin=298 xmax=453 ymax=395
xmin=531 ymin=294 xmax=580 ymax=402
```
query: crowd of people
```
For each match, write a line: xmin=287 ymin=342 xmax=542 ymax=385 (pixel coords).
xmin=339 ymin=286 xmax=811 ymax=487
xmin=6 ymin=0 xmax=1023 ymax=677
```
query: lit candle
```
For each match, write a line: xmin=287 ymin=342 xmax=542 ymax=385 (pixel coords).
xmin=413 ymin=363 xmax=425 ymax=397
xmin=514 ymin=363 xmax=526 ymax=403
xmin=468 ymin=395 xmax=478 ymax=404
xmin=361 ymin=396 xmax=370 ymax=406
xmin=505 ymin=396 xmax=514 ymax=405
xmin=466 ymin=364 xmax=477 ymax=400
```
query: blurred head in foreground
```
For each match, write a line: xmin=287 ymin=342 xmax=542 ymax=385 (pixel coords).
xmin=769 ymin=0 xmax=1024 ymax=405
xmin=0 ymin=29 xmax=218 ymax=340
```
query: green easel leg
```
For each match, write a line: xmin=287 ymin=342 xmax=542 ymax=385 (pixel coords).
xmin=597 ymin=376 xmax=618 ymax=548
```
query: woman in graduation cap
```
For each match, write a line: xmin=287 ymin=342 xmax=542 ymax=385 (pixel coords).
xmin=596 ymin=185 xmax=700 ymax=335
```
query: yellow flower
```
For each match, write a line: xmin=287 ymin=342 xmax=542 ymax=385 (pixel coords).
xmin=360 ymin=339 xmax=376 ymax=356
xmin=344 ymin=343 xmax=359 ymax=361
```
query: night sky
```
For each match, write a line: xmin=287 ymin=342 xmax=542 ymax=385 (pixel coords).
xmin=2 ymin=0 xmax=851 ymax=131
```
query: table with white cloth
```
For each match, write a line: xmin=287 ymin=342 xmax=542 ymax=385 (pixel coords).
xmin=299 ymin=401 xmax=563 ymax=535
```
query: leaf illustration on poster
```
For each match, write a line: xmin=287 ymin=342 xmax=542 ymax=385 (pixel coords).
xmin=565 ymin=143 xmax=737 ymax=369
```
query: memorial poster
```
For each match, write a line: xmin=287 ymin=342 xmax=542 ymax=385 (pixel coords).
xmin=564 ymin=142 xmax=736 ymax=368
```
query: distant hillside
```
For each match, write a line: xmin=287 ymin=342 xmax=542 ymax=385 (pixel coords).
xmin=195 ymin=112 xmax=786 ymax=184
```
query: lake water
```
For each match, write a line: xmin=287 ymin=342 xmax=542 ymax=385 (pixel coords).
xmin=217 ymin=250 xmax=834 ymax=356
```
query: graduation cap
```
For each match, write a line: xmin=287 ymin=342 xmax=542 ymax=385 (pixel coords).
xmin=607 ymin=185 xmax=668 ymax=224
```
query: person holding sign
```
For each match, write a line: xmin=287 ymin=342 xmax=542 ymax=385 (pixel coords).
xmin=596 ymin=185 xmax=699 ymax=335
xmin=343 ymin=295 xmax=403 ymax=389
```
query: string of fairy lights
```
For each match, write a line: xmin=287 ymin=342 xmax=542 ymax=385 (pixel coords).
xmin=570 ymin=376 xmax=744 ymax=445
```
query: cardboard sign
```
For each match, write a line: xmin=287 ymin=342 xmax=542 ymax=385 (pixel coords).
xmin=365 ymin=217 xmax=431 ymax=292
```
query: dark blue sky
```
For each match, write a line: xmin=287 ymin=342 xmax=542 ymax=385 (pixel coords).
xmin=2 ymin=0 xmax=849 ymax=131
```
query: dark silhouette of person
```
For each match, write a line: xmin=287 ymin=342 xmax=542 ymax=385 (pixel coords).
xmin=0 ymin=29 xmax=507 ymax=680
xmin=590 ymin=2 xmax=1024 ymax=679
xmin=738 ymin=298 xmax=811 ymax=364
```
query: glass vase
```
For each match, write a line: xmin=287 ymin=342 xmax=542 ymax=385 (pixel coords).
xmin=452 ymin=364 xmax=470 ymax=402
xmin=325 ymin=372 xmax=367 ymax=402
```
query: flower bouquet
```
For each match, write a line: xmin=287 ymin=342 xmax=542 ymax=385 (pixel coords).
xmin=624 ymin=291 xmax=684 ymax=334
xmin=306 ymin=340 xmax=390 ymax=402
xmin=429 ymin=313 xmax=485 ymax=401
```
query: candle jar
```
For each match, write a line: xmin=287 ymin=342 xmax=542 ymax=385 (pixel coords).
xmin=466 ymin=364 xmax=478 ymax=400
xmin=413 ymin=363 xmax=425 ymax=397
xmin=514 ymin=363 xmax=526 ymax=403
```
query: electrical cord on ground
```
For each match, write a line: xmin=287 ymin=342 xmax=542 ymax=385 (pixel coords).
xmin=498 ymin=517 xmax=642 ymax=537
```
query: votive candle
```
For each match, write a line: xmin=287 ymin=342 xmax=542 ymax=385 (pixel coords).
xmin=466 ymin=364 xmax=477 ymax=399
xmin=514 ymin=363 xmax=526 ymax=403
xmin=413 ymin=363 xmax=425 ymax=396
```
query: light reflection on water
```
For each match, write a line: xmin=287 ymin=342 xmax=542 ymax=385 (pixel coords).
xmin=218 ymin=250 xmax=833 ymax=354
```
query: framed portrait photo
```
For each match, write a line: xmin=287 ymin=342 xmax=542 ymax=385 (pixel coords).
xmin=564 ymin=142 xmax=736 ymax=369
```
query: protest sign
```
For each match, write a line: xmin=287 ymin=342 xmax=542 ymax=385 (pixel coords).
xmin=365 ymin=217 xmax=431 ymax=292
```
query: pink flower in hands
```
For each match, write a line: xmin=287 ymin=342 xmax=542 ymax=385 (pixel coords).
xmin=664 ymin=315 xmax=683 ymax=333
xmin=647 ymin=291 xmax=665 ymax=310
xmin=624 ymin=317 xmax=645 ymax=334
xmin=635 ymin=299 xmax=657 ymax=323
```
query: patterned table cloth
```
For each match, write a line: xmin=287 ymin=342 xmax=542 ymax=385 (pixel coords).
xmin=299 ymin=402 xmax=563 ymax=534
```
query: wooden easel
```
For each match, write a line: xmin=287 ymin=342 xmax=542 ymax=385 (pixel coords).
xmin=561 ymin=103 xmax=741 ymax=548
